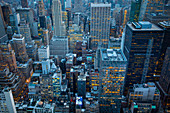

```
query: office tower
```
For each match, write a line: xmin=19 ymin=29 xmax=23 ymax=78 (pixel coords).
xmin=96 ymin=49 xmax=127 ymax=113
xmin=21 ymin=0 xmax=28 ymax=8
xmin=0 ymin=87 xmax=17 ymax=113
xmin=62 ymin=11 xmax=68 ymax=28
xmin=65 ymin=0 xmax=71 ymax=9
xmin=42 ymin=29 xmax=49 ymax=46
xmin=123 ymin=22 xmax=164 ymax=95
xmin=0 ymin=66 xmax=25 ymax=100
xmin=52 ymin=0 xmax=66 ymax=36
xmin=1 ymin=3 xmax=12 ymax=26
xmin=42 ymin=59 xmax=51 ymax=74
xmin=50 ymin=36 xmax=68 ymax=58
xmin=0 ymin=12 xmax=8 ymax=43
xmin=0 ymin=5 xmax=6 ymax=28
xmin=90 ymin=3 xmax=111 ymax=49
xmin=52 ymin=68 xmax=62 ymax=98
xmin=9 ymin=13 xmax=20 ymax=34
xmin=0 ymin=43 xmax=17 ymax=72
xmin=38 ymin=0 xmax=46 ymax=16
xmin=7 ymin=26 xmax=13 ymax=40
xmin=38 ymin=45 xmax=50 ymax=61
xmin=38 ymin=28 xmax=49 ymax=46
xmin=128 ymin=82 xmax=160 ymax=112
xmin=26 ymin=41 xmax=38 ymax=61
xmin=77 ymin=74 xmax=86 ymax=98
xmin=32 ymin=22 xmax=39 ymax=37
xmin=155 ymin=21 xmax=170 ymax=75
xmin=12 ymin=34 xmax=29 ymax=63
xmin=129 ymin=0 xmax=142 ymax=22
xmin=156 ymin=47 xmax=170 ymax=113
xmin=19 ymin=19 xmax=32 ymax=43
xmin=16 ymin=8 xmax=34 ymax=35
xmin=39 ymin=16 xmax=47 ymax=29
xmin=60 ymin=0 xmax=66 ymax=11
xmin=73 ymin=0 xmax=83 ymax=12
xmin=18 ymin=59 xmax=33 ymax=79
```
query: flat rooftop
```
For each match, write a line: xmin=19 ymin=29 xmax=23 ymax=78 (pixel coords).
xmin=128 ymin=21 xmax=163 ymax=31
xmin=101 ymin=49 xmax=127 ymax=61
xmin=91 ymin=3 xmax=111 ymax=7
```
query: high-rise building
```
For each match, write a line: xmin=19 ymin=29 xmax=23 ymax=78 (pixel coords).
xmin=60 ymin=0 xmax=66 ymax=11
xmin=0 ymin=11 xmax=8 ymax=43
xmin=0 ymin=43 xmax=17 ymax=72
xmin=16 ymin=8 xmax=34 ymax=35
xmin=9 ymin=13 xmax=20 ymax=34
xmin=129 ymin=0 xmax=142 ymax=22
xmin=155 ymin=21 xmax=170 ymax=75
xmin=90 ymin=3 xmax=111 ymax=49
xmin=1 ymin=3 xmax=12 ymax=26
xmin=12 ymin=34 xmax=29 ymax=63
xmin=21 ymin=0 xmax=28 ymax=8
xmin=128 ymin=82 xmax=160 ymax=112
xmin=156 ymin=47 xmax=170 ymax=113
xmin=38 ymin=0 xmax=46 ymax=16
xmin=52 ymin=0 xmax=66 ymax=36
xmin=39 ymin=16 xmax=47 ymax=29
xmin=0 ymin=87 xmax=17 ymax=113
xmin=19 ymin=19 xmax=32 ymax=43
xmin=38 ymin=45 xmax=50 ymax=61
xmin=50 ymin=36 xmax=68 ymax=58
xmin=123 ymin=22 xmax=164 ymax=95
xmin=96 ymin=49 xmax=127 ymax=113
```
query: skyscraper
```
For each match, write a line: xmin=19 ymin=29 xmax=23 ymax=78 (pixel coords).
xmin=156 ymin=47 xmax=170 ymax=113
xmin=123 ymin=21 xmax=164 ymax=94
xmin=52 ymin=0 xmax=66 ymax=36
xmin=38 ymin=0 xmax=46 ymax=16
xmin=0 ymin=11 xmax=8 ymax=43
xmin=0 ymin=87 xmax=17 ymax=113
xmin=16 ymin=8 xmax=34 ymax=35
xmin=19 ymin=19 xmax=32 ymax=43
xmin=90 ymin=3 xmax=111 ymax=49
xmin=12 ymin=34 xmax=29 ymax=63
xmin=129 ymin=0 xmax=142 ymax=22
xmin=155 ymin=21 xmax=170 ymax=75
xmin=96 ymin=49 xmax=127 ymax=112
xmin=0 ymin=43 xmax=17 ymax=72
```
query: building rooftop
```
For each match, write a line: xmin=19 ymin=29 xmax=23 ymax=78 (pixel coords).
xmin=101 ymin=49 xmax=127 ymax=61
xmin=128 ymin=21 xmax=163 ymax=31
xmin=91 ymin=3 xmax=111 ymax=7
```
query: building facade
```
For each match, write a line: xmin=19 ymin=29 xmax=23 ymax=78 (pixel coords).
xmin=123 ymin=22 xmax=164 ymax=94
xmin=90 ymin=3 xmax=111 ymax=49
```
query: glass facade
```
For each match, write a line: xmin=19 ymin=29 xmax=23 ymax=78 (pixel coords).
xmin=123 ymin=23 xmax=164 ymax=95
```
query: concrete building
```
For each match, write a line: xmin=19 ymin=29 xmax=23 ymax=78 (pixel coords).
xmin=128 ymin=82 xmax=160 ymax=112
xmin=16 ymin=8 xmax=34 ymax=35
xmin=90 ymin=3 xmax=111 ymax=49
xmin=38 ymin=45 xmax=50 ymax=61
xmin=52 ymin=0 xmax=66 ymax=36
xmin=77 ymin=73 xmax=86 ymax=98
xmin=49 ymin=36 xmax=68 ymax=58
xmin=96 ymin=49 xmax=127 ymax=113
xmin=19 ymin=19 xmax=32 ymax=43
xmin=12 ymin=34 xmax=29 ymax=63
xmin=0 ymin=87 xmax=17 ymax=113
